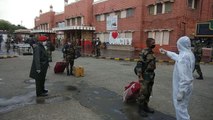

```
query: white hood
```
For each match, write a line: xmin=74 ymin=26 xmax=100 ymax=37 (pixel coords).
xmin=177 ymin=36 xmax=191 ymax=52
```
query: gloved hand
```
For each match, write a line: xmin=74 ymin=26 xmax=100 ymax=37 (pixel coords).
xmin=177 ymin=91 xmax=184 ymax=101
xmin=36 ymin=70 xmax=41 ymax=73
xmin=159 ymin=48 xmax=167 ymax=55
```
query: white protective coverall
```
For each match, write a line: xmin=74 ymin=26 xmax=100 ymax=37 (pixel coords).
xmin=165 ymin=36 xmax=195 ymax=120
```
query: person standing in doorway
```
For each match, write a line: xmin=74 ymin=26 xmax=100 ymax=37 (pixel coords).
xmin=91 ymin=37 xmax=96 ymax=55
xmin=137 ymin=38 xmax=156 ymax=117
xmin=29 ymin=35 xmax=49 ymax=97
xmin=95 ymin=37 xmax=101 ymax=57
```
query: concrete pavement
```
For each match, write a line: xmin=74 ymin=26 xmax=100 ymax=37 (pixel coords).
xmin=0 ymin=50 xmax=213 ymax=120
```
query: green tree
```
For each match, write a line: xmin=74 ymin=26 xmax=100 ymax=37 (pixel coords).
xmin=0 ymin=19 xmax=26 ymax=33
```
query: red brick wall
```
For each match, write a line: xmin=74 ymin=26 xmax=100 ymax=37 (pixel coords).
xmin=142 ymin=0 xmax=212 ymax=52
xmin=34 ymin=0 xmax=212 ymax=51
xmin=35 ymin=11 xmax=55 ymax=29
xmin=93 ymin=0 xmax=143 ymax=48
xmin=200 ymin=0 xmax=213 ymax=21
xmin=54 ymin=13 xmax=65 ymax=25
xmin=64 ymin=0 xmax=93 ymax=25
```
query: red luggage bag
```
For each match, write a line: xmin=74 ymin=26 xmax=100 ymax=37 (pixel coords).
xmin=123 ymin=81 xmax=141 ymax=102
xmin=54 ymin=62 xmax=67 ymax=73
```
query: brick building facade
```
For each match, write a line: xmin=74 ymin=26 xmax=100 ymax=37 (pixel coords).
xmin=33 ymin=0 xmax=213 ymax=52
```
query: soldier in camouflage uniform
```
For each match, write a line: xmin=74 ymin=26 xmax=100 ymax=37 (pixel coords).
xmin=63 ymin=41 xmax=76 ymax=76
xmin=46 ymin=40 xmax=55 ymax=62
xmin=193 ymin=40 xmax=203 ymax=80
xmin=95 ymin=37 xmax=101 ymax=57
xmin=137 ymin=38 xmax=156 ymax=117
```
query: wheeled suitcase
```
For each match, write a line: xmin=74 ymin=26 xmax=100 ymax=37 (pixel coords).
xmin=54 ymin=61 xmax=67 ymax=74
xmin=73 ymin=66 xmax=84 ymax=77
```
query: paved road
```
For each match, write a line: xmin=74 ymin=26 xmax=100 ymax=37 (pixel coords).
xmin=0 ymin=50 xmax=212 ymax=120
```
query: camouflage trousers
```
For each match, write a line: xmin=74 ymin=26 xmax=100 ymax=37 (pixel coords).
xmin=194 ymin=62 xmax=202 ymax=76
xmin=65 ymin=58 xmax=74 ymax=75
xmin=137 ymin=72 xmax=155 ymax=105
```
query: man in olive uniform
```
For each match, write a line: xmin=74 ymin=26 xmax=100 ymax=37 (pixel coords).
xmin=30 ymin=36 xmax=49 ymax=97
xmin=95 ymin=37 xmax=101 ymax=57
xmin=46 ymin=39 xmax=55 ymax=62
xmin=193 ymin=39 xmax=203 ymax=80
xmin=63 ymin=41 xmax=76 ymax=76
xmin=137 ymin=38 xmax=156 ymax=117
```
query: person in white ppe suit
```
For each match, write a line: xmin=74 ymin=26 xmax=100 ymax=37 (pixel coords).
xmin=159 ymin=36 xmax=195 ymax=120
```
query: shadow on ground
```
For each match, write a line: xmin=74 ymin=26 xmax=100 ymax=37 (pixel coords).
xmin=73 ymin=85 xmax=176 ymax=120
xmin=0 ymin=82 xmax=176 ymax=120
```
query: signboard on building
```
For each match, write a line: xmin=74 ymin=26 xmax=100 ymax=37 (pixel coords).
xmin=108 ymin=31 xmax=132 ymax=45
xmin=196 ymin=20 xmax=213 ymax=37
xmin=106 ymin=16 xmax=118 ymax=30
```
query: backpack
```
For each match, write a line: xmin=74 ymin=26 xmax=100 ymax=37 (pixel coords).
xmin=134 ymin=60 xmax=147 ymax=75
xmin=134 ymin=50 xmax=151 ymax=75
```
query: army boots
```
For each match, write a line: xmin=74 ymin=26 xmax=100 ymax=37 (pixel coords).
xmin=143 ymin=103 xmax=154 ymax=113
xmin=67 ymin=69 xmax=70 ymax=76
xmin=138 ymin=105 xmax=148 ymax=117
xmin=196 ymin=73 xmax=203 ymax=80
xmin=196 ymin=75 xmax=203 ymax=80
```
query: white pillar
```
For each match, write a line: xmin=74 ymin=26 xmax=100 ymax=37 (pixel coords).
xmin=162 ymin=3 xmax=165 ymax=14
xmin=154 ymin=5 xmax=157 ymax=15
xmin=81 ymin=17 xmax=84 ymax=26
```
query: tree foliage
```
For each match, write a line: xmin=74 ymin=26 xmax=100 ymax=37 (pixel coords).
xmin=0 ymin=19 xmax=26 ymax=33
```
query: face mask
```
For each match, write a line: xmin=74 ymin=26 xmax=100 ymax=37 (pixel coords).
xmin=150 ymin=45 xmax=155 ymax=48
xmin=68 ymin=42 xmax=71 ymax=45
xmin=42 ymin=41 xmax=47 ymax=46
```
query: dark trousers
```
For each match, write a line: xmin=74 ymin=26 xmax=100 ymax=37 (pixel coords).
xmin=35 ymin=72 xmax=46 ymax=96
xmin=66 ymin=60 xmax=74 ymax=75
xmin=96 ymin=48 xmax=101 ymax=56
xmin=35 ymin=65 xmax=48 ymax=96
xmin=194 ymin=61 xmax=202 ymax=76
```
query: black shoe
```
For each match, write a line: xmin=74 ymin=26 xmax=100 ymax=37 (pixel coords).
xmin=43 ymin=89 xmax=48 ymax=93
xmin=138 ymin=106 xmax=148 ymax=117
xmin=196 ymin=76 xmax=203 ymax=80
xmin=143 ymin=106 xmax=154 ymax=113
xmin=37 ymin=93 xmax=48 ymax=97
